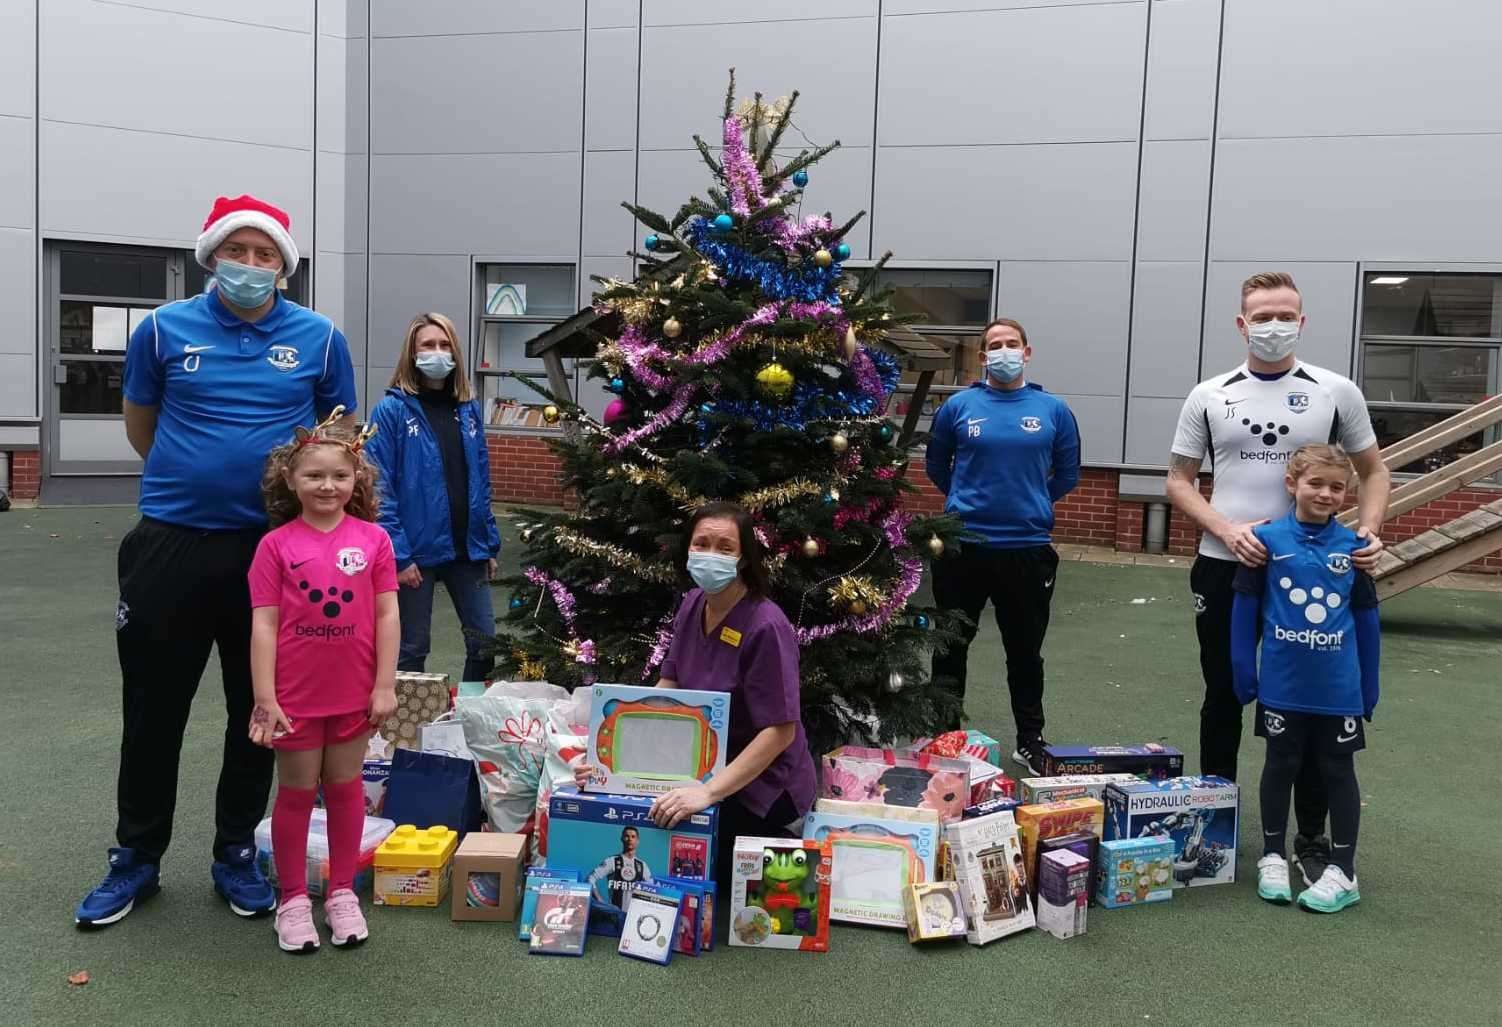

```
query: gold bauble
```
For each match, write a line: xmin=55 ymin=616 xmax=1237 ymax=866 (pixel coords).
xmin=813 ymin=249 xmax=833 ymax=268
xmin=755 ymin=361 xmax=795 ymax=399
xmin=828 ymin=487 xmax=841 ymax=503
xmin=830 ymin=432 xmax=849 ymax=454
xmin=843 ymin=326 xmax=859 ymax=360
xmin=542 ymin=404 xmax=561 ymax=425
xmin=849 ymin=599 xmax=868 ymax=616
xmin=662 ymin=317 xmax=683 ymax=339
xmin=927 ymin=535 xmax=945 ymax=557
xmin=802 ymin=537 xmax=820 ymax=558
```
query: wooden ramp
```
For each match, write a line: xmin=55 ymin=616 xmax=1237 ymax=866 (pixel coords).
xmin=1339 ymin=395 xmax=1502 ymax=599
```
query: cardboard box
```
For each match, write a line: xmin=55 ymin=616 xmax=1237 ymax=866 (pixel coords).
xmin=450 ymin=832 xmax=528 ymax=922
xmin=1103 ymin=776 xmax=1239 ymax=888
xmin=903 ymin=881 xmax=968 ymax=943
xmin=821 ymin=746 xmax=971 ymax=823
xmin=1097 ymin=836 xmax=1175 ymax=908
xmin=963 ymin=796 xmax=1021 ymax=821
xmin=545 ymin=787 xmax=716 ymax=931
xmin=1015 ymin=798 xmax=1105 ymax=898
xmin=1020 ymin=773 xmax=1140 ymax=805
xmin=1037 ymin=832 xmax=1100 ymax=906
xmin=1037 ymin=849 xmax=1090 ymax=939
xmin=1040 ymin=744 xmax=1184 ymax=780
xmin=729 ymin=837 xmax=831 ymax=952
xmin=942 ymin=811 xmax=1036 ymax=945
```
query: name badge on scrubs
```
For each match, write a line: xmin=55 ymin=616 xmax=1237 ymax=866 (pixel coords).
xmin=719 ymin=626 xmax=742 ymax=647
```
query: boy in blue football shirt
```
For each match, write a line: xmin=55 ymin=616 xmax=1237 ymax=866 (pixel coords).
xmin=1231 ymin=444 xmax=1380 ymax=913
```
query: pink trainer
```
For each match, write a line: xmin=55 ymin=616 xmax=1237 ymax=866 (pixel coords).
xmin=324 ymin=889 xmax=369 ymax=947
xmin=274 ymin=895 xmax=320 ymax=953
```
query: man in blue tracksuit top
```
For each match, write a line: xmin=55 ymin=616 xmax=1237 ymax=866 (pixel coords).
xmin=925 ymin=317 xmax=1081 ymax=775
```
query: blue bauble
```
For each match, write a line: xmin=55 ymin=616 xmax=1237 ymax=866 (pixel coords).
xmin=644 ymin=234 xmax=659 ymax=251
xmin=699 ymin=402 xmax=714 ymax=415
xmin=608 ymin=377 xmax=625 ymax=394
xmin=508 ymin=596 xmax=525 ymax=610
xmin=792 ymin=170 xmax=809 ymax=188
xmin=713 ymin=213 xmax=734 ymax=232
xmin=915 ymin=614 xmax=930 ymax=630
xmin=834 ymin=243 xmax=851 ymax=261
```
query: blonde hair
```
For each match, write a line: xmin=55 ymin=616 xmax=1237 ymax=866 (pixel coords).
xmin=390 ymin=312 xmax=472 ymax=401
xmin=1287 ymin=443 xmax=1355 ymax=485
xmin=1241 ymin=271 xmax=1300 ymax=311
xmin=261 ymin=426 xmax=381 ymax=527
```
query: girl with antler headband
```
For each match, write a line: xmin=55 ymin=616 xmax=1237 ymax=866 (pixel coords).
xmin=245 ymin=408 xmax=399 ymax=954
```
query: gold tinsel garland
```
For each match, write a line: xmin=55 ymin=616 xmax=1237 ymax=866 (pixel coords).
xmin=828 ymin=574 xmax=886 ymax=610
xmin=511 ymin=647 xmax=548 ymax=681
xmin=737 ymin=478 xmax=826 ymax=513
xmin=551 ymin=526 xmax=678 ymax=584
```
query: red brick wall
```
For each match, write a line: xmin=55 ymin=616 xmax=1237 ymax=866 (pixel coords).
xmin=7 ymin=452 xmax=39 ymax=500
xmin=484 ymin=432 xmax=1500 ymax=573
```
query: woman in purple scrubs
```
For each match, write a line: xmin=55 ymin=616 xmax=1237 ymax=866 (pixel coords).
xmin=581 ymin=501 xmax=815 ymax=883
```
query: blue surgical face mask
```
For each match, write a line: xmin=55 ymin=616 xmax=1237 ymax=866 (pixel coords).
xmin=415 ymin=352 xmax=456 ymax=381
xmin=686 ymin=551 xmax=740 ymax=594
xmin=214 ymin=258 xmax=279 ymax=308
xmin=985 ymin=346 xmax=1026 ymax=383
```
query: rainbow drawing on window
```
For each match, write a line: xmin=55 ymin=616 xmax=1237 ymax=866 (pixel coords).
xmin=486 ymin=283 xmax=527 ymax=316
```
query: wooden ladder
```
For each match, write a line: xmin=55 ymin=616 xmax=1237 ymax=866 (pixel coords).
xmin=1338 ymin=394 xmax=1502 ymax=599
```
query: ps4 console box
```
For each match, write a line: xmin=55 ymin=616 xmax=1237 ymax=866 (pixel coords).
xmin=1103 ymin=776 xmax=1239 ymax=888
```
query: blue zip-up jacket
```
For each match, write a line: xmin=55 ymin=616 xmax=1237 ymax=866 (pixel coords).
xmin=364 ymin=387 xmax=501 ymax=569
xmin=924 ymin=380 xmax=1081 ymax=548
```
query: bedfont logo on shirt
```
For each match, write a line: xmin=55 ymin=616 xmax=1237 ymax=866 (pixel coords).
xmin=267 ymin=345 xmax=300 ymax=371
xmin=1239 ymin=416 xmax=1292 ymax=461
xmin=1272 ymin=574 xmax=1345 ymax=650
xmin=1020 ymin=416 xmax=1042 ymax=433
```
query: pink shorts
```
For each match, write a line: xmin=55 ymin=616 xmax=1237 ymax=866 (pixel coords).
xmin=272 ymin=710 xmax=373 ymax=751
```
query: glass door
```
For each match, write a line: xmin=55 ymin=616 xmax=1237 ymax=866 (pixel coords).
xmin=47 ymin=244 xmax=181 ymax=475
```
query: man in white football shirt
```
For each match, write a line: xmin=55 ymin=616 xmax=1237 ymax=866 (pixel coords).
xmin=1166 ymin=271 xmax=1389 ymax=887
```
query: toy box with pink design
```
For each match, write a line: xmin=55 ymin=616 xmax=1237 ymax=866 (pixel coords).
xmin=820 ymin=746 xmax=971 ymax=822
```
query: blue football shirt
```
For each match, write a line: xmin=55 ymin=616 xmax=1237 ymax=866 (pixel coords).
xmin=122 ymin=289 xmax=358 ymax=530
xmin=1233 ymin=513 xmax=1377 ymax=716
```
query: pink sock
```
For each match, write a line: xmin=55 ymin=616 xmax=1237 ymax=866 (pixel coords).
xmin=323 ymin=778 xmax=366 ymax=895
xmin=271 ymin=785 xmax=317 ymax=901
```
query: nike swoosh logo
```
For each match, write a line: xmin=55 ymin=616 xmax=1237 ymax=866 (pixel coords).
xmin=1272 ymin=553 xmax=1295 ymax=561
xmin=966 ymin=417 xmax=987 ymax=426
xmin=184 ymin=344 xmax=215 ymax=353
xmin=1335 ymin=733 xmax=1357 ymax=744
xmin=1041 ymin=579 xmax=1054 ymax=589
xmin=290 ymin=559 xmax=311 ymax=569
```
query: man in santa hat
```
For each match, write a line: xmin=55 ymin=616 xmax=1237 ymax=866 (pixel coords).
xmin=76 ymin=195 xmax=359 ymax=928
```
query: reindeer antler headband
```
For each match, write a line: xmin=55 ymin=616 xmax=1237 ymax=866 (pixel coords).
xmin=293 ymin=405 xmax=378 ymax=453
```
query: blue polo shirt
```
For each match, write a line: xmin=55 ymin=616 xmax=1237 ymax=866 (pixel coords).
xmin=123 ymin=289 xmax=358 ymax=530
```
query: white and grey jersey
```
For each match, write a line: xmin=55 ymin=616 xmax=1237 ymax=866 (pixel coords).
xmin=1171 ymin=361 xmax=1377 ymax=561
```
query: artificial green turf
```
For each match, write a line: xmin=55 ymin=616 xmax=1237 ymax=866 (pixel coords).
xmin=3 ymin=507 xmax=1500 ymax=1026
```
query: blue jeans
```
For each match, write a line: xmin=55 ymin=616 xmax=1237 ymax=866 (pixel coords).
xmin=396 ymin=560 xmax=496 ymax=683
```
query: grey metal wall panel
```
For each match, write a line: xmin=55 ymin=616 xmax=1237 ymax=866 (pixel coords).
xmin=1135 ymin=139 xmax=1211 ymax=262
xmin=886 ymin=0 xmax=1136 ymax=11
xmin=582 ymin=150 xmax=637 ymax=258
xmin=40 ymin=0 xmax=313 ymax=151
xmin=0 ymin=227 xmax=34 ymax=356
xmin=317 ymin=152 xmax=350 ymax=253
xmin=1124 ymin=395 xmax=1188 ymax=464
xmin=0 ymin=116 xmax=33 ymax=230
xmin=40 ymin=121 xmax=312 ymax=248
xmin=317 ymin=32 xmax=350 ymax=155
xmin=371 ymin=0 xmax=583 ymax=37
xmin=1218 ymin=0 xmax=1502 ymax=139
xmin=586 ymin=27 xmax=639 ymax=152
xmin=589 ymin=0 xmax=639 ymax=30
xmin=1143 ymin=0 xmax=1219 ymax=141
xmin=1054 ymin=393 xmax=1125 ymax=465
xmin=343 ymin=154 xmax=369 ymax=254
xmin=366 ymin=254 xmax=470 ymax=370
xmin=0 ymin=354 xmax=36 ymax=418
xmin=0 ymin=0 xmax=34 ymax=118
xmin=1210 ymin=135 xmax=1502 ymax=264
xmin=123 ymin=0 xmax=312 ymax=31
xmin=1199 ymin=261 xmax=1357 ymax=379
xmin=1128 ymin=260 xmax=1205 ymax=398
xmin=319 ymin=0 xmax=367 ymax=37
xmin=369 ymin=152 xmax=580 ymax=256
xmin=644 ymin=0 xmax=874 ymax=23
xmin=878 ymin=3 xmax=1146 ymax=146
xmin=874 ymin=143 xmax=1138 ymax=261
xmin=346 ymin=35 xmax=370 ymax=155
xmin=370 ymin=32 xmax=583 ymax=155
xmin=637 ymin=18 xmax=877 ymax=150
xmin=999 ymin=261 xmax=1132 ymax=398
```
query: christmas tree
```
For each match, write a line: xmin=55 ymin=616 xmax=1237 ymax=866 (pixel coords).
xmin=490 ymin=74 xmax=967 ymax=748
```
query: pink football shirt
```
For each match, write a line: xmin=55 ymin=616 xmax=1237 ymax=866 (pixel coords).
xmin=248 ymin=515 xmax=398 ymax=717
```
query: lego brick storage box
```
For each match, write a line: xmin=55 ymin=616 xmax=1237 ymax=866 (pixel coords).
xmin=1103 ymin=776 xmax=1239 ymax=887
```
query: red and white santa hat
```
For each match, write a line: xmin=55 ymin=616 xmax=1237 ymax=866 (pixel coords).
xmin=194 ymin=194 xmax=300 ymax=273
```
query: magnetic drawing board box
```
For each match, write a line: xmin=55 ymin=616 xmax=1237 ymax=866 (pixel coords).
xmin=802 ymin=811 xmax=939 ymax=928
xmin=812 ymin=797 xmax=942 ymax=827
xmin=584 ymin=684 xmax=730 ymax=796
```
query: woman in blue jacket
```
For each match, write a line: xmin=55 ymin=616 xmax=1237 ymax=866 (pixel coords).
xmin=365 ymin=312 xmax=502 ymax=683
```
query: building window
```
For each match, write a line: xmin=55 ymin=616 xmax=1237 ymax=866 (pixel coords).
xmin=1358 ymin=271 xmax=1501 ymax=475
xmin=474 ymin=264 xmax=593 ymax=430
xmin=868 ymin=267 xmax=995 ymax=441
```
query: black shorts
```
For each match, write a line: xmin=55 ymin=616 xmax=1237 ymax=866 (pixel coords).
xmin=1255 ymin=704 xmax=1365 ymax=755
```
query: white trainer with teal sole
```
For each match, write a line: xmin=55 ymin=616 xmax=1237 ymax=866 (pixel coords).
xmin=1256 ymin=854 xmax=1292 ymax=905
xmin=1298 ymin=865 xmax=1360 ymax=913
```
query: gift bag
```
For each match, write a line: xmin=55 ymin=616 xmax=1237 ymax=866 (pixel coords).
xmin=381 ymin=748 xmax=483 ymax=835
xmin=532 ymin=688 xmax=592 ymax=864
xmin=376 ymin=672 xmax=453 ymax=758
xmin=457 ymin=680 xmax=570 ymax=833
xmin=821 ymin=746 xmax=971 ymax=823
